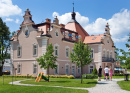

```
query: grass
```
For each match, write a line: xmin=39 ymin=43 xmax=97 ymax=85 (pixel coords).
xmin=117 ymin=80 xmax=130 ymax=91
xmin=97 ymin=75 xmax=124 ymax=79
xmin=0 ymin=77 xmax=89 ymax=93
xmin=127 ymin=69 xmax=130 ymax=72
xmin=21 ymin=78 xmax=97 ymax=88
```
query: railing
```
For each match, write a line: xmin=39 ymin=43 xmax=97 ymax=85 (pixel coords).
xmin=102 ymin=57 xmax=115 ymax=62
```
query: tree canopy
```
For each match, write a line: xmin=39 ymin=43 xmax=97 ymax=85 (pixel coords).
xmin=36 ymin=43 xmax=57 ymax=81
xmin=70 ymin=39 xmax=92 ymax=83
xmin=0 ymin=17 xmax=11 ymax=76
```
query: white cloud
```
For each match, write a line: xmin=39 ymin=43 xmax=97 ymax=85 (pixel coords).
xmin=112 ymin=36 xmax=129 ymax=43
xmin=0 ymin=0 xmax=22 ymax=17
xmin=15 ymin=19 xmax=19 ymax=23
xmin=85 ymin=9 xmax=130 ymax=42
xmin=4 ymin=18 xmax=13 ymax=22
xmin=52 ymin=12 xmax=89 ymax=26
xmin=52 ymin=9 xmax=130 ymax=43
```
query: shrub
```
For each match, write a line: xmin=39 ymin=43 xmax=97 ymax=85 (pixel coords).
xmin=2 ymin=75 xmax=74 ymax=79
xmin=113 ymin=73 xmax=124 ymax=76
xmin=82 ymin=74 xmax=98 ymax=79
xmin=92 ymin=67 xmax=97 ymax=75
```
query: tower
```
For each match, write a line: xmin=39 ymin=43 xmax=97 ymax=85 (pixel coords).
xmin=21 ymin=8 xmax=35 ymax=25
xmin=105 ymin=23 xmax=110 ymax=35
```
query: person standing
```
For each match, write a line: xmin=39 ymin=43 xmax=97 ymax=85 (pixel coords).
xmin=104 ymin=66 xmax=109 ymax=81
xmin=98 ymin=66 xmax=102 ymax=81
xmin=109 ymin=66 xmax=113 ymax=81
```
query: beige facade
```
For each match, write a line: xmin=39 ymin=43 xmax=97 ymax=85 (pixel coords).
xmin=10 ymin=9 xmax=116 ymax=77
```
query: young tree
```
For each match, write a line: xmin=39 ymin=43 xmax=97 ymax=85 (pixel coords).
xmin=119 ymin=33 xmax=130 ymax=68
xmin=0 ymin=18 xmax=11 ymax=76
xmin=36 ymin=43 xmax=57 ymax=82
xmin=70 ymin=40 xmax=92 ymax=83
xmin=92 ymin=67 xmax=97 ymax=75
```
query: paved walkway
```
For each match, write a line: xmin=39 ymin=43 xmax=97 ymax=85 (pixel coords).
xmin=9 ymin=79 xmax=130 ymax=93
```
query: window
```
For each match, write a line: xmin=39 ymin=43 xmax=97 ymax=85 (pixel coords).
xmin=66 ymin=48 xmax=69 ymax=57
xmin=92 ymin=37 xmax=96 ymax=40
xmin=55 ymin=46 xmax=58 ymax=56
xmin=55 ymin=31 xmax=58 ymax=36
xmin=65 ymin=65 xmax=69 ymax=75
xmin=103 ymin=50 xmax=105 ymax=57
xmin=17 ymin=46 xmax=21 ymax=57
xmin=110 ymin=52 xmax=112 ymax=58
xmin=107 ymin=38 xmax=109 ymax=43
xmin=72 ymin=49 xmax=75 ymax=55
xmin=90 ymin=50 xmax=94 ymax=58
xmin=33 ymin=64 xmax=37 ymax=74
xmin=33 ymin=44 xmax=37 ymax=56
xmin=25 ymin=30 xmax=29 ymax=37
xmin=90 ymin=66 xmax=93 ymax=74
xmin=78 ymin=67 xmax=81 ymax=74
xmin=17 ymin=64 xmax=21 ymax=74
xmin=55 ymin=65 xmax=59 ymax=74
xmin=107 ymin=51 xmax=109 ymax=58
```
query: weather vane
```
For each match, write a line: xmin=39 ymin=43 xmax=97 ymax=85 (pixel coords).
xmin=73 ymin=0 xmax=74 ymax=12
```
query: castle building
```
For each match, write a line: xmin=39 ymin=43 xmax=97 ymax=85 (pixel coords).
xmin=10 ymin=8 xmax=115 ymax=77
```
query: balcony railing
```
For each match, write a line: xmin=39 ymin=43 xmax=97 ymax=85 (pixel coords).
xmin=102 ymin=57 xmax=115 ymax=62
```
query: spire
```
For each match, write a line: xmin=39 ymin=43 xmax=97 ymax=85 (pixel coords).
xmin=71 ymin=1 xmax=76 ymax=20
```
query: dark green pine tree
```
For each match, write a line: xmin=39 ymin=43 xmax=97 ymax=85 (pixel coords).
xmin=0 ymin=17 xmax=11 ymax=76
xmin=70 ymin=39 xmax=92 ymax=84
xmin=36 ymin=43 xmax=57 ymax=82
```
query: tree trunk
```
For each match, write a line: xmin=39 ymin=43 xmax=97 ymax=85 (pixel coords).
xmin=81 ymin=61 xmax=83 ymax=84
xmin=48 ymin=67 xmax=49 ymax=82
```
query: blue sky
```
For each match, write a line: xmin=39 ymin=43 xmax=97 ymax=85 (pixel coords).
xmin=0 ymin=0 xmax=130 ymax=51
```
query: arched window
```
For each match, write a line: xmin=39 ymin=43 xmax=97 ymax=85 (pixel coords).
xmin=25 ymin=30 xmax=29 ymax=37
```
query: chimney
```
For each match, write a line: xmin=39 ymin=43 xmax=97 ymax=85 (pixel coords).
xmin=45 ymin=19 xmax=51 ymax=23
xmin=60 ymin=24 xmax=65 ymax=28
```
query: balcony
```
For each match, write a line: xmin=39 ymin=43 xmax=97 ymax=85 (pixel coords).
xmin=102 ymin=57 xmax=115 ymax=62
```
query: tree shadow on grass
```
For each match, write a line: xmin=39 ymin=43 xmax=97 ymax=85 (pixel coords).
xmin=86 ymin=82 xmax=97 ymax=84
xmin=97 ymin=82 xmax=108 ymax=84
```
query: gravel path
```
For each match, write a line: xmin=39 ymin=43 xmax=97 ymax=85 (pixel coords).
xmin=9 ymin=79 xmax=130 ymax=93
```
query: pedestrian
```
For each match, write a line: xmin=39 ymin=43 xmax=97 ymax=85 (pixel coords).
xmin=104 ymin=66 xmax=109 ymax=81
xmin=109 ymin=66 xmax=113 ymax=81
xmin=98 ymin=66 xmax=102 ymax=81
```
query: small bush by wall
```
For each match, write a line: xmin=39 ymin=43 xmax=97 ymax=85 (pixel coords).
xmin=82 ymin=74 xmax=98 ymax=79
xmin=113 ymin=73 xmax=124 ymax=76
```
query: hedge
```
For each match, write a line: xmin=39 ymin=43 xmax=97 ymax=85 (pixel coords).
xmin=82 ymin=74 xmax=98 ymax=79
xmin=2 ymin=75 xmax=74 ymax=79
xmin=113 ymin=73 xmax=124 ymax=76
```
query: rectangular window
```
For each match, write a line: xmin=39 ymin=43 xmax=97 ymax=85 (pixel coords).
xmin=55 ymin=46 xmax=58 ymax=56
xmin=55 ymin=66 xmax=58 ymax=74
xmin=65 ymin=65 xmax=69 ymax=75
xmin=90 ymin=66 xmax=93 ymax=74
xmin=17 ymin=64 xmax=21 ymax=73
xmin=107 ymin=51 xmax=109 ymax=58
xmin=78 ymin=67 xmax=81 ymax=74
xmin=110 ymin=52 xmax=112 ymax=58
xmin=66 ymin=48 xmax=69 ymax=57
xmin=33 ymin=45 xmax=37 ymax=56
xmin=103 ymin=50 xmax=105 ymax=57
xmin=33 ymin=64 xmax=37 ymax=74
xmin=90 ymin=50 xmax=93 ymax=58
xmin=17 ymin=47 xmax=21 ymax=57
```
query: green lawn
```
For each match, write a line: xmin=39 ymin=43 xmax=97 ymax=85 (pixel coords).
xmin=117 ymin=80 xmax=130 ymax=91
xmin=21 ymin=78 xmax=97 ymax=88
xmin=0 ymin=77 xmax=89 ymax=93
xmin=127 ymin=69 xmax=130 ymax=72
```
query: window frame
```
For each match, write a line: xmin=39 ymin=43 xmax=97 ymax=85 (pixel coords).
xmin=33 ymin=44 xmax=38 ymax=57
xmin=65 ymin=46 xmax=70 ymax=58
xmin=33 ymin=64 xmax=37 ymax=74
xmin=17 ymin=45 xmax=21 ymax=58
xmin=17 ymin=63 xmax=21 ymax=74
xmin=65 ymin=64 xmax=69 ymax=75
